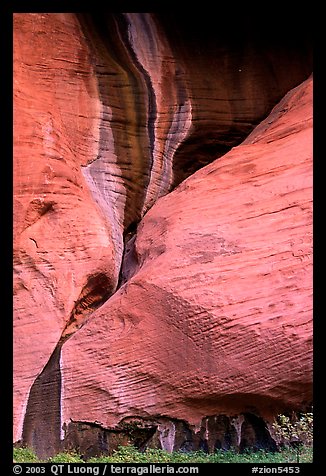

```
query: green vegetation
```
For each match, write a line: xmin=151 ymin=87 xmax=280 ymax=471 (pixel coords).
xmin=272 ymin=410 xmax=313 ymax=463
xmin=46 ymin=451 xmax=85 ymax=463
xmin=13 ymin=445 xmax=313 ymax=463
xmin=13 ymin=447 xmax=41 ymax=463
xmin=13 ymin=411 xmax=313 ymax=464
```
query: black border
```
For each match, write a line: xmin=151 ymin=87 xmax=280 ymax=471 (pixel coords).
xmin=2 ymin=2 xmax=14 ymax=471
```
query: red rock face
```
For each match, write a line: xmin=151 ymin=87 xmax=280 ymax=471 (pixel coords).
xmin=61 ymin=75 xmax=312 ymax=441
xmin=13 ymin=13 xmax=119 ymax=443
xmin=13 ymin=12 xmax=312 ymax=458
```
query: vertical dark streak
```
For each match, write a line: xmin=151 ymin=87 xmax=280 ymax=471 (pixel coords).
xmin=76 ymin=13 xmax=155 ymax=233
xmin=115 ymin=13 xmax=157 ymax=208
xmin=22 ymin=345 xmax=62 ymax=459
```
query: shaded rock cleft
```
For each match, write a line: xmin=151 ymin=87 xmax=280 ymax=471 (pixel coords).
xmin=21 ymin=347 xmax=62 ymax=460
xmin=60 ymin=272 xmax=114 ymax=342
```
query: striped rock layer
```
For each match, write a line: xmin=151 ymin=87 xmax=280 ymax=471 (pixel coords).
xmin=13 ymin=12 xmax=312 ymax=458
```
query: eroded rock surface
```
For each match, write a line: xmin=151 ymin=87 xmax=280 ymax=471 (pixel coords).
xmin=13 ymin=12 xmax=312 ymax=458
xmin=60 ymin=78 xmax=312 ymax=453
xmin=13 ymin=13 xmax=120 ymax=443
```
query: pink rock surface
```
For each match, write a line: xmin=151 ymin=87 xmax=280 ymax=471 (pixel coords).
xmin=13 ymin=13 xmax=118 ymax=441
xmin=61 ymin=77 xmax=312 ymax=435
xmin=13 ymin=12 xmax=312 ymax=455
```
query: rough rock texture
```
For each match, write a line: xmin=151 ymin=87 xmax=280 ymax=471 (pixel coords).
xmin=60 ymin=76 xmax=312 ymax=452
xmin=13 ymin=13 xmax=120 ymax=444
xmin=13 ymin=12 xmax=312 ymax=458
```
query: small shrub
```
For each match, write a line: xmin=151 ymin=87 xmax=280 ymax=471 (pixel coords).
xmin=272 ymin=410 xmax=313 ymax=463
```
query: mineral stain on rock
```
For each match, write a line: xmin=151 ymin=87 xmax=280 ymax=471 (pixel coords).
xmin=22 ymin=346 xmax=62 ymax=459
xmin=21 ymin=272 xmax=118 ymax=459
xmin=14 ymin=11 xmax=312 ymax=458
